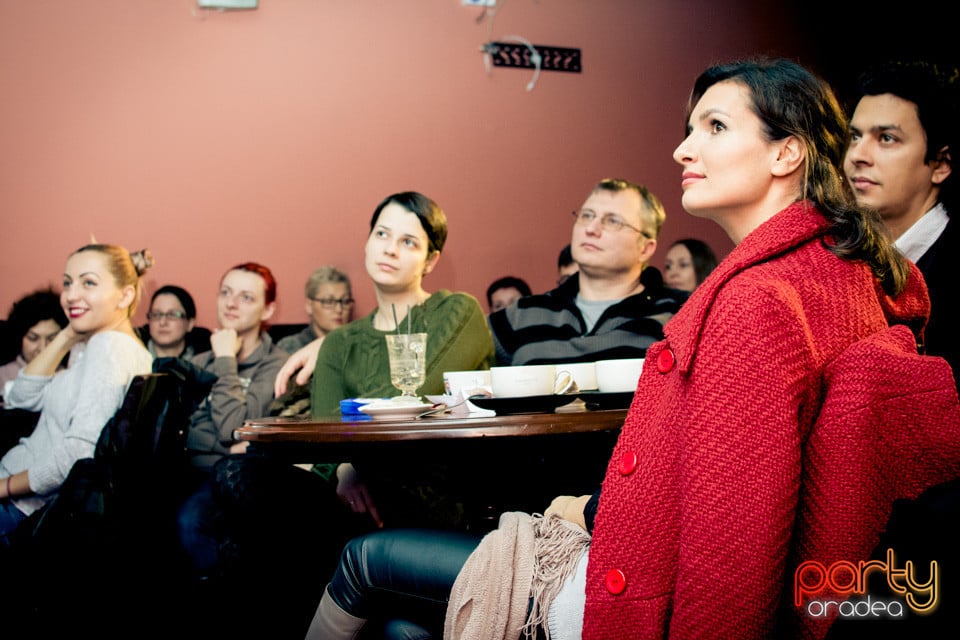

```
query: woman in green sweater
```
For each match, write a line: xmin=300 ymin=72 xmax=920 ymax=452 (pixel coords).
xmin=274 ymin=191 xmax=495 ymax=526
xmin=202 ymin=193 xmax=494 ymax=635
xmin=309 ymin=192 xmax=494 ymax=415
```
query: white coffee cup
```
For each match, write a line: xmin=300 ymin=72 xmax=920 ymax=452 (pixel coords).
xmin=490 ymin=365 xmax=556 ymax=397
xmin=595 ymin=358 xmax=644 ymax=393
xmin=554 ymin=362 xmax=597 ymax=392
xmin=443 ymin=370 xmax=492 ymax=398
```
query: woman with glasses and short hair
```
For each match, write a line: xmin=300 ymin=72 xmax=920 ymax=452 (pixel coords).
xmin=277 ymin=266 xmax=353 ymax=355
xmin=140 ymin=284 xmax=211 ymax=358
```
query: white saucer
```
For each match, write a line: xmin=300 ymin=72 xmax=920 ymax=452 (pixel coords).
xmin=359 ymin=401 xmax=433 ymax=419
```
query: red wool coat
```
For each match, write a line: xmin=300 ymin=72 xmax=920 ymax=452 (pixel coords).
xmin=583 ymin=202 xmax=960 ymax=639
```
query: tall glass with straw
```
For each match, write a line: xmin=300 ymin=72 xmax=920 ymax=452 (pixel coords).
xmin=384 ymin=304 xmax=427 ymax=401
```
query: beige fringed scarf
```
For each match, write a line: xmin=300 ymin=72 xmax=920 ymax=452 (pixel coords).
xmin=444 ymin=511 xmax=591 ymax=640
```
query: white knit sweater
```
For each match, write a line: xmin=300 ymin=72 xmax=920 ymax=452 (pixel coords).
xmin=1 ymin=331 xmax=152 ymax=516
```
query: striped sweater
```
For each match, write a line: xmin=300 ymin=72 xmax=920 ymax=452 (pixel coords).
xmin=488 ymin=271 xmax=688 ymax=365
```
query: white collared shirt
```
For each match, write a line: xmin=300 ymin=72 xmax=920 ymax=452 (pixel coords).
xmin=895 ymin=203 xmax=949 ymax=263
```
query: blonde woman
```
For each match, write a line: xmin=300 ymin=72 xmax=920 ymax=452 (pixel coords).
xmin=1 ymin=243 xmax=154 ymax=545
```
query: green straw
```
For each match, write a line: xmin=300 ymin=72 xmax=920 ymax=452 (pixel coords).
xmin=392 ymin=304 xmax=400 ymax=335
xmin=407 ymin=304 xmax=411 ymax=335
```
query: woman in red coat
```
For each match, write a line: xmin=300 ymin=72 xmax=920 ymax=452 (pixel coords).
xmin=302 ymin=58 xmax=960 ymax=640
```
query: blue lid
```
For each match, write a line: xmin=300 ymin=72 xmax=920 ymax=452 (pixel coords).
xmin=340 ymin=397 xmax=387 ymax=417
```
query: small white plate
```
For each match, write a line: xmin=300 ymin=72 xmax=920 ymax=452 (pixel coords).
xmin=359 ymin=401 xmax=433 ymax=419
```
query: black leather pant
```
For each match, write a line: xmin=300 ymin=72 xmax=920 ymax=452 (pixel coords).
xmin=327 ymin=528 xmax=482 ymax=640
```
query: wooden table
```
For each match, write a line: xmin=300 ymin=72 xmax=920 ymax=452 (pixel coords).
xmin=235 ymin=402 xmax=627 ymax=449
xmin=235 ymin=403 xmax=628 ymax=532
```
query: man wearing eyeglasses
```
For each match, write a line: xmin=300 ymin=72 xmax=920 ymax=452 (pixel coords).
xmin=277 ymin=266 xmax=354 ymax=355
xmin=489 ymin=178 xmax=688 ymax=365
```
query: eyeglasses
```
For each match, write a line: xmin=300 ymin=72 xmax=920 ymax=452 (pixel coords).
xmin=311 ymin=297 xmax=355 ymax=310
xmin=147 ymin=311 xmax=187 ymax=321
xmin=572 ymin=210 xmax=651 ymax=237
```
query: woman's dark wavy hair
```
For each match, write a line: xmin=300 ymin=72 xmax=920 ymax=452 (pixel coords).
xmin=3 ymin=288 xmax=67 ymax=362
xmin=688 ymin=58 xmax=908 ymax=295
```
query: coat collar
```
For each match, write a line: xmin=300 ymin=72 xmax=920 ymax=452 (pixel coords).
xmin=663 ymin=201 xmax=930 ymax=375
xmin=665 ymin=202 xmax=828 ymax=375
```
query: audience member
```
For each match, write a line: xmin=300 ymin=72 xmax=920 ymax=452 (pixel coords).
xmin=1 ymin=243 xmax=154 ymax=546
xmin=274 ymin=192 xmax=494 ymax=410
xmin=176 ymin=262 xmax=288 ymax=572
xmin=662 ymin=237 xmax=719 ymax=292
xmin=274 ymin=191 xmax=494 ymax=502
xmin=138 ymin=284 xmax=211 ymax=358
xmin=0 ymin=289 xmax=68 ymax=402
xmin=304 ymin=58 xmax=960 ymax=640
xmin=828 ymin=58 xmax=960 ymax=639
xmin=556 ymin=243 xmax=578 ymax=285
xmin=485 ymin=275 xmax=531 ymax=313
xmin=193 ymin=192 xmax=495 ymax=637
xmin=277 ymin=266 xmax=353 ymax=354
xmin=305 ymin=191 xmax=495 ymax=529
xmin=845 ymin=59 xmax=958 ymax=383
xmin=488 ymin=178 xmax=687 ymax=366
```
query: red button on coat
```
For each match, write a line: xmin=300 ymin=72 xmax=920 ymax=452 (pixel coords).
xmin=619 ymin=450 xmax=638 ymax=475
xmin=605 ymin=569 xmax=627 ymax=594
xmin=656 ymin=348 xmax=676 ymax=373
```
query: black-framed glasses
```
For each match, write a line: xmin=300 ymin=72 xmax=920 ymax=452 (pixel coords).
xmin=311 ymin=297 xmax=355 ymax=310
xmin=147 ymin=310 xmax=187 ymax=321
xmin=572 ymin=210 xmax=651 ymax=237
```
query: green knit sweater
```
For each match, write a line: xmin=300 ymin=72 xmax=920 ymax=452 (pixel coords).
xmin=310 ymin=289 xmax=495 ymax=416
xmin=310 ymin=290 xmax=495 ymax=495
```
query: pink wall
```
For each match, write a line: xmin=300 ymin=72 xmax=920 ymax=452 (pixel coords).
xmin=0 ymin=0 xmax=805 ymax=327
